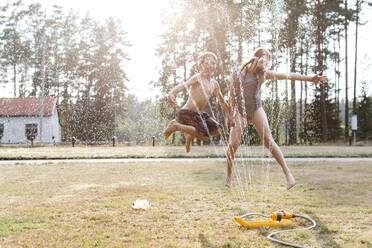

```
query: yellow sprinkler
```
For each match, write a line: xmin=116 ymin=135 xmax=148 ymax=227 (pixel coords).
xmin=233 ymin=210 xmax=293 ymax=228
xmin=234 ymin=210 xmax=316 ymax=248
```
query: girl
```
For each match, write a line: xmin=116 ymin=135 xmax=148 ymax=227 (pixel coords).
xmin=226 ymin=48 xmax=327 ymax=189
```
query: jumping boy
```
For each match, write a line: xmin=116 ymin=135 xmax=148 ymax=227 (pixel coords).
xmin=163 ymin=52 xmax=234 ymax=152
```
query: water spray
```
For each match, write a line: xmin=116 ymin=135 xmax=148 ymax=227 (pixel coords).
xmin=234 ymin=210 xmax=316 ymax=248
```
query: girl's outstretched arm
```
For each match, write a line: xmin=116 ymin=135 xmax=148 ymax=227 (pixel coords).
xmin=266 ymin=71 xmax=327 ymax=83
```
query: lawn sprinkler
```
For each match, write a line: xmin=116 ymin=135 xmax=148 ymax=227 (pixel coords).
xmin=233 ymin=211 xmax=293 ymax=228
xmin=234 ymin=210 xmax=316 ymax=248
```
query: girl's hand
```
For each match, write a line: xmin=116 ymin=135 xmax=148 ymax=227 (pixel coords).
xmin=167 ymin=93 xmax=177 ymax=106
xmin=311 ymin=73 xmax=328 ymax=84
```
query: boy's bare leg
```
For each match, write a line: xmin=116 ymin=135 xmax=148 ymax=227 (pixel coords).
xmin=225 ymin=114 xmax=246 ymax=187
xmin=163 ymin=119 xmax=209 ymax=141
xmin=185 ymin=134 xmax=193 ymax=152
xmin=209 ymin=128 xmax=221 ymax=136
xmin=163 ymin=119 xmax=177 ymax=139
xmin=252 ymin=108 xmax=295 ymax=190
xmin=184 ymin=127 xmax=221 ymax=153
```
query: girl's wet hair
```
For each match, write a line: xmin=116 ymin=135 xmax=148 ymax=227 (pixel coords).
xmin=240 ymin=48 xmax=272 ymax=74
xmin=198 ymin=52 xmax=218 ymax=67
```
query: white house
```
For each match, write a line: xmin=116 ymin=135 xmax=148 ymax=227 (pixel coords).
xmin=0 ymin=97 xmax=61 ymax=145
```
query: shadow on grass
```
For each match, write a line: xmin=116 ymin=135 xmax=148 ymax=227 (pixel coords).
xmin=199 ymin=233 xmax=235 ymax=248
xmin=307 ymin=211 xmax=340 ymax=248
xmin=188 ymin=167 xmax=225 ymax=186
xmin=254 ymin=211 xmax=341 ymax=248
xmin=199 ymin=233 xmax=217 ymax=248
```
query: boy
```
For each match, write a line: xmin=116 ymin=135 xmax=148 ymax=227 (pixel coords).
xmin=163 ymin=52 xmax=234 ymax=152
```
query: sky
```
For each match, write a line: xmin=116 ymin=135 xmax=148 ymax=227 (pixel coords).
xmin=2 ymin=0 xmax=372 ymax=101
xmin=3 ymin=0 xmax=171 ymax=101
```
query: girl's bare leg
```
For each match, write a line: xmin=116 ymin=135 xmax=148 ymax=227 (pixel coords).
xmin=251 ymin=108 xmax=295 ymax=190
xmin=163 ymin=119 xmax=208 ymax=141
xmin=225 ymin=113 xmax=247 ymax=187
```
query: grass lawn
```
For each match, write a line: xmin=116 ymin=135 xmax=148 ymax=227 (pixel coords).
xmin=1 ymin=145 xmax=372 ymax=159
xmin=0 ymin=159 xmax=371 ymax=247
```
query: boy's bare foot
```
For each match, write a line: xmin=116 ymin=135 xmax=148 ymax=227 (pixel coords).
xmin=185 ymin=134 xmax=192 ymax=153
xmin=225 ymin=175 xmax=232 ymax=188
xmin=286 ymin=174 xmax=295 ymax=190
xmin=163 ymin=120 xmax=177 ymax=139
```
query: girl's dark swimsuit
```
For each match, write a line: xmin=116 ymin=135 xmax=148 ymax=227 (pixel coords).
xmin=177 ymin=109 xmax=222 ymax=137
xmin=232 ymin=67 xmax=262 ymax=120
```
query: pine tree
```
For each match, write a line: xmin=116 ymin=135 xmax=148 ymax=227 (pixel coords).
xmin=0 ymin=1 xmax=36 ymax=97
xmin=281 ymin=0 xmax=307 ymax=144
xmin=356 ymin=82 xmax=372 ymax=140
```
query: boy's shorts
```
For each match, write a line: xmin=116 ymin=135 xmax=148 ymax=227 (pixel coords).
xmin=177 ymin=109 xmax=222 ymax=137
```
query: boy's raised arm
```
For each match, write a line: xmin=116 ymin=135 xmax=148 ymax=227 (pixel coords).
xmin=167 ymin=75 xmax=198 ymax=106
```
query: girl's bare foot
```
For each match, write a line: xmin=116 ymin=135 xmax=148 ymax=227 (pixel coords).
xmin=225 ymin=174 xmax=232 ymax=188
xmin=163 ymin=120 xmax=177 ymax=139
xmin=286 ymin=174 xmax=295 ymax=190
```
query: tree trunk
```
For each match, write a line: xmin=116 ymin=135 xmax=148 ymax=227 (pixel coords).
xmin=13 ymin=64 xmax=17 ymax=97
xmin=256 ymin=8 xmax=261 ymax=47
xmin=337 ymin=31 xmax=341 ymax=125
xmin=344 ymin=0 xmax=349 ymax=141
xmin=84 ymin=79 xmax=93 ymax=142
xmin=299 ymin=42 xmax=304 ymax=144
xmin=334 ymin=33 xmax=340 ymax=133
xmin=353 ymin=0 xmax=359 ymax=114
xmin=304 ymin=43 xmax=309 ymax=143
xmin=316 ymin=0 xmax=328 ymax=142
xmin=289 ymin=45 xmax=297 ymax=145
xmin=285 ymin=78 xmax=289 ymax=145
xmin=319 ymin=42 xmax=328 ymax=142
xmin=237 ymin=5 xmax=243 ymax=65
xmin=172 ymin=52 xmax=177 ymax=145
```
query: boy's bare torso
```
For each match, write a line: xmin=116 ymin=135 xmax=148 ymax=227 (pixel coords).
xmin=182 ymin=73 xmax=216 ymax=112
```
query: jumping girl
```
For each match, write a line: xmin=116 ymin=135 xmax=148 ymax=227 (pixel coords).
xmin=226 ymin=48 xmax=327 ymax=189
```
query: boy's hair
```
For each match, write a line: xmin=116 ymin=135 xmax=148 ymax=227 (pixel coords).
xmin=198 ymin=52 xmax=218 ymax=67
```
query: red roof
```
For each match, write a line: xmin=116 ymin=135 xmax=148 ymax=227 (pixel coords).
xmin=0 ymin=97 xmax=57 ymax=117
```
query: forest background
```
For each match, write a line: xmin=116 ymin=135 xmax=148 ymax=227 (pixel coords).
xmin=1 ymin=0 xmax=372 ymax=146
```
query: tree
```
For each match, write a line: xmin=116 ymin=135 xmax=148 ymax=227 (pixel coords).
xmin=352 ymin=0 xmax=366 ymax=115
xmin=73 ymin=17 xmax=130 ymax=142
xmin=356 ymin=82 xmax=372 ymax=140
xmin=117 ymin=95 xmax=164 ymax=145
xmin=281 ymin=0 xmax=307 ymax=144
xmin=309 ymin=0 xmax=345 ymax=142
xmin=344 ymin=0 xmax=351 ymax=140
xmin=0 ymin=1 xmax=37 ymax=97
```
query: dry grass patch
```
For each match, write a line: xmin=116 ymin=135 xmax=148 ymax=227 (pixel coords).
xmin=0 ymin=160 xmax=371 ymax=247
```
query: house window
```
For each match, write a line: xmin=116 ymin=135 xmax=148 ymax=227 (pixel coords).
xmin=0 ymin=123 xmax=4 ymax=140
xmin=25 ymin=124 xmax=38 ymax=141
